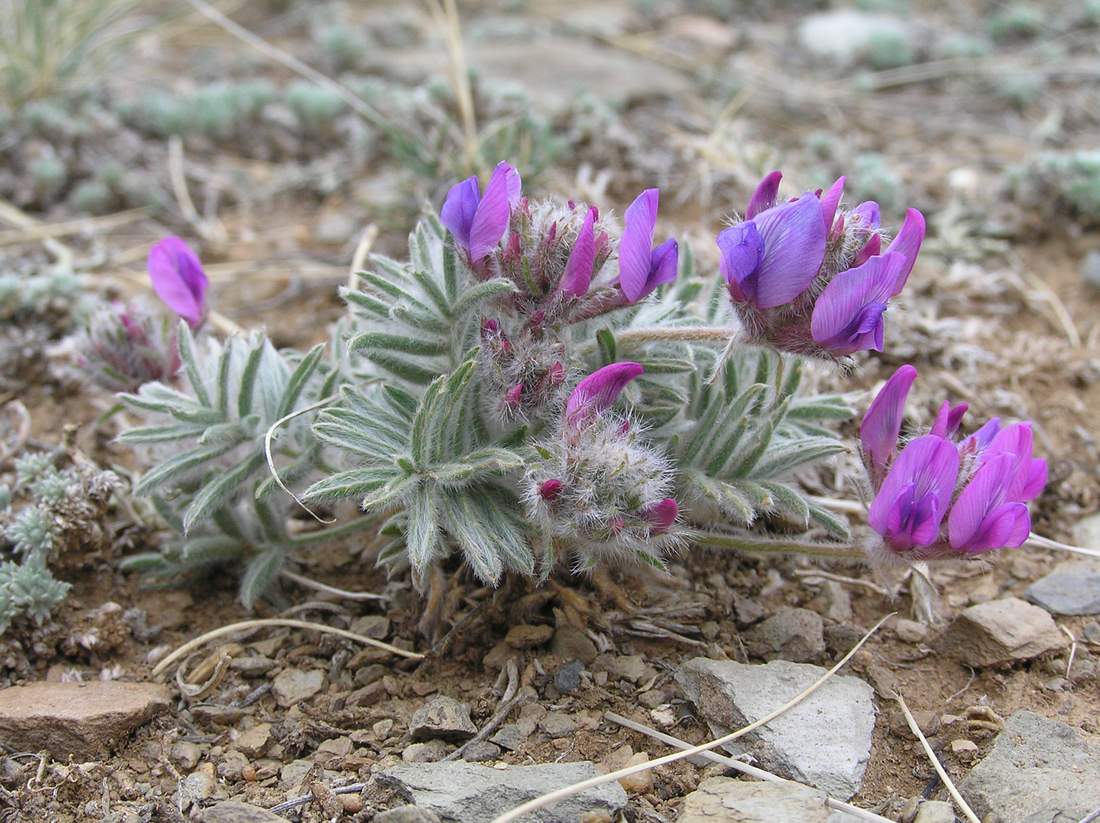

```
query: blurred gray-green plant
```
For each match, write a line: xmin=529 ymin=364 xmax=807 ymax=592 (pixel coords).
xmin=0 ymin=0 xmax=139 ymax=110
xmin=1008 ymin=151 xmax=1100 ymax=228
xmin=0 ymin=267 xmax=88 ymax=391
xmin=987 ymin=4 xmax=1044 ymax=42
xmin=0 ymin=450 xmax=119 ymax=634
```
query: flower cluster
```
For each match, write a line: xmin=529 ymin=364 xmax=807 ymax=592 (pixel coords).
xmin=81 ymin=236 xmax=208 ymax=393
xmin=441 ymin=163 xmax=679 ymax=422
xmin=524 ymin=362 xmax=681 ymax=568
xmin=718 ymin=170 xmax=925 ymax=359
xmin=861 ymin=365 xmax=1047 ymax=561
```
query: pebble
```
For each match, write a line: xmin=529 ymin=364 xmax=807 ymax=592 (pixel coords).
xmin=350 ymin=614 xmax=391 ymax=639
xmin=402 ymin=740 xmax=452 ymax=763
xmin=1025 ymin=561 xmax=1100 ymax=615
xmin=170 ymin=740 xmax=203 ymax=770
xmin=462 ymin=740 xmax=501 ymax=762
xmin=678 ymin=776 xmax=833 ymax=822
xmin=409 ymin=695 xmax=477 ymax=742
xmin=378 ymin=760 xmax=626 ymax=822
xmin=797 ymin=10 xmax=911 ymax=67
xmin=271 ymin=668 xmax=325 ymax=707
xmin=373 ymin=806 xmax=442 ymax=823
xmin=229 ymin=655 xmax=276 ymax=677
xmin=940 ymin=597 xmax=1067 ymax=666
xmin=373 ymin=718 xmax=395 ymax=739
xmin=553 ymin=660 xmax=584 ymax=693
xmin=913 ymin=800 xmax=956 ymax=823
xmin=0 ymin=681 xmax=170 ymax=759
xmin=489 ymin=724 xmax=527 ymax=751
xmin=676 ymin=658 xmax=875 ymax=800
xmin=592 ymin=653 xmax=649 ymax=684
xmin=539 ymin=711 xmax=577 ymax=738
xmin=201 ymin=801 xmax=287 ymax=822
xmin=949 ymin=738 xmax=978 ymax=761
xmin=892 ymin=618 xmax=929 ymax=644
xmin=179 ymin=763 xmax=216 ymax=806
xmin=742 ymin=608 xmax=825 ymax=663
xmin=234 ymin=723 xmax=271 ymax=757
xmin=505 ymin=623 xmax=554 ymax=649
xmin=960 ymin=710 xmax=1100 ymax=820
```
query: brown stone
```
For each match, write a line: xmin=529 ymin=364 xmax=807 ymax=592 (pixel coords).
xmin=940 ymin=598 xmax=1067 ymax=667
xmin=0 ymin=681 xmax=170 ymax=759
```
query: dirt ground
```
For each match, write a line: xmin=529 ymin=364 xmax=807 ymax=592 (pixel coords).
xmin=1 ymin=1 xmax=1099 ymax=820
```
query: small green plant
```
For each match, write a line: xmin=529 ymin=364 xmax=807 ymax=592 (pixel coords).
xmin=1008 ymin=151 xmax=1100 ymax=228
xmin=0 ymin=267 xmax=88 ymax=391
xmin=865 ymin=30 xmax=916 ymax=70
xmin=0 ymin=0 xmax=139 ymax=110
xmin=0 ymin=450 xmax=119 ymax=634
xmin=987 ymin=4 xmax=1044 ymax=42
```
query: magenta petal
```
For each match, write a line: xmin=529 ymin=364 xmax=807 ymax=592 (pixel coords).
xmin=561 ymin=207 xmax=597 ymax=297
xmin=851 ymin=232 xmax=881 ymax=267
xmin=717 ymin=221 xmax=764 ymax=304
xmin=869 ymin=434 xmax=959 ymax=552
xmin=810 ymin=252 xmax=905 ymax=354
xmin=148 ymin=236 xmax=208 ymax=328
xmin=746 ymin=170 xmax=782 ymax=219
xmin=930 ymin=400 xmax=968 ymax=438
xmin=440 ymin=176 xmax=480 ymax=250
xmin=619 ymin=188 xmax=659 ymax=303
xmin=504 ymin=164 xmax=522 ymax=207
xmin=467 ymin=162 xmax=516 ymax=259
xmin=948 ymin=454 xmax=1031 ymax=552
xmin=646 ymin=238 xmax=679 ymax=293
xmin=851 ymin=201 xmax=881 ymax=231
xmin=566 ymin=362 xmax=644 ymax=426
xmin=860 ymin=364 xmax=917 ymax=475
xmin=819 ymin=176 xmax=846 ymax=232
xmin=643 ymin=498 xmax=679 ymax=533
xmin=1020 ymin=458 xmax=1048 ymax=501
xmin=962 ymin=417 xmax=1001 ymax=455
xmin=884 ymin=208 xmax=926 ymax=294
xmin=751 ymin=193 xmax=827 ymax=309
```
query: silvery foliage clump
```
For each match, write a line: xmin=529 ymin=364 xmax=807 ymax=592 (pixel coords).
xmin=0 ymin=451 xmax=118 ymax=634
xmin=120 ymin=164 xmax=864 ymax=605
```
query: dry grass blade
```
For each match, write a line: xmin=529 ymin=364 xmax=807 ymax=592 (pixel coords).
xmin=1028 ymin=532 xmax=1100 ymax=559
xmin=895 ymin=691 xmax=981 ymax=823
xmin=151 ymin=617 xmax=424 ymax=678
xmin=0 ymin=209 xmax=145 ymax=246
xmin=280 ymin=569 xmax=386 ymax=602
xmin=490 ymin=612 xmax=895 ymax=823
xmin=263 ymin=396 xmax=337 ymax=524
xmin=605 ymin=712 xmax=897 ymax=823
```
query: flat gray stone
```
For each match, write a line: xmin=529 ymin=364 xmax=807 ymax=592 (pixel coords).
xmin=409 ymin=695 xmax=477 ymax=742
xmin=374 ymin=806 xmax=442 ymax=823
xmin=200 ymin=801 xmax=286 ymax=822
xmin=960 ymin=711 xmax=1100 ymax=822
xmin=676 ymin=658 xmax=875 ymax=800
xmin=0 ymin=681 xmax=170 ymax=759
xmin=678 ymin=777 xmax=833 ymax=822
xmin=940 ymin=597 xmax=1067 ymax=666
xmin=743 ymin=608 xmax=825 ymax=663
xmin=379 ymin=761 xmax=626 ymax=823
xmin=1025 ymin=561 xmax=1100 ymax=615
xmin=913 ymin=800 xmax=956 ymax=823
xmin=271 ymin=668 xmax=324 ymax=707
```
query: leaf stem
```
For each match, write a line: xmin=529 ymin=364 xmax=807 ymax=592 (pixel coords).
xmin=614 ymin=326 xmax=732 ymax=347
xmin=692 ymin=530 xmax=865 ymax=560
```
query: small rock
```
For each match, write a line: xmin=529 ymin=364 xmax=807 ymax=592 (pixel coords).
xmin=940 ymin=598 xmax=1067 ymax=666
xmin=505 ymin=624 xmax=554 ymax=649
xmin=272 ymin=669 xmax=325 ymax=707
xmin=539 ymin=711 xmax=577 ymax=738
xmin=402 ymin=740 xmax=452 ymax=763
xmin=893 ymin=618 xmax=929 ymax=644
xmin=1025 ymin=561 xmax=1100 ymax=615
xmin=201 ymin=801 xmax=287 ymax=822
xmin=0 ymin=681 xmax=170 ymax=759
xmin=913 ymin=799 xmax=956 ymax=823
xmin=234 ymin=723 xmax=271 ymax=757
xmin=373 ymin=718 xmax=395 ymax=739
xmin=1084 ymin=621 xmax=1100 ymax=644
xmin=734 ymin=597 xmax=765 ymax=626
xmin=191 ymin=705 xmax=244 ymax=725
xmin=482 ymin=641 xmax=516 ymax=670
xmin=551 ymin=625 xmax=598 ymax=663
xmin=229 ymin=656 xmax=275 ymax=678
xmin=409 ymin=696 xmax=477 ymax=742
xmin=593 ymin=653 xmax=649 ymax=684
xmin=279 ymin=759 xmax=315 ymax=789
xmin=743 ymin=608 xmax=825 ymax=663
xmin=317 ymin=736 xmax=352 ymax=757
xmin=340 ymin=794 xmax=363 ymax=814
xmin=461 ymin=741 xmax=501 ymax=762
xmin=960 ymin=710 xmax=1100 ymax=821
xmin=180 ymin=763 xmax=217 ymax=806
xmin=378 ymin=761 xmax=626 ymax=822
xmin=553 ymin=660 xmax=584 ymax=693
xmin=350 ymin=614 xmax=391 ymax=639
xmin=676 ymin=658 xmax=875 ymax=800
xmin=949 ymin=738 xmax=978 ymax=761
xmin=797 ymin=10 xmax=911 ymax=67
xmin=617 ymin=752 xmax=652 ymax=794
xmin=678 ymin=776 xmax=832 ymax=822
xmin=489 ymin=724 xmax=527 ymax=751
xmin=373 ymin=806 xmax=442 ymax=823
xmin=171 ymin=740 xmax=203 ymax=770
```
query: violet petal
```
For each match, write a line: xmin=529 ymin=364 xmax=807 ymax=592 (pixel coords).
xmin=148 ymin=236 xmax=208 ymax=328
xmin=819 ymin=176 xmax=846 ymax=232
xmin=751 ymin=193 xmax=827 ymax=309
xmin=884 ymin=208 xmax=926 ymax=294
xmin=860 ymin=364 xmax=918 ymax=475
xmin=619 ymin=189 xmax=659 ymax=303
xmin=869 ymin=434 xmax=959 ymax=552
xmin=440 ymin=176 xmax=480 ymax=251
xmin=560 ymin=206 xmax=597 ymax=297
xmin=565 ymin=361 xmax=644 ymax=426
xmin=810 ymin=251 xmax=905 ymax=354
xmin=717 ymin=221 xmax=765 ymax=304
xmin=746 ymin=170 xmax=782 ymax=219
xmin=467 ymin=162 xmax=516 ymax=259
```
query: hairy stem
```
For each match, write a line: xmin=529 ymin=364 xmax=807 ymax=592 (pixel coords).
xmin=289 ymin=515 xmax=378 ymax=547
xmin=692 ymin=530 xmax=864 ymax=560
xmin=614 ymin=326 xmax=732 ymax=347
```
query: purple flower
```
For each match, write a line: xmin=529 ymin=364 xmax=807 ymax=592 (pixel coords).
xmin=619 ymin=189 xmax=679 ymax=303
xmin=868 ymin=434 xmax=960 ymax=553
xmin=976 ymin=422 xmax=1048 ymax=503
xmin=719 ymin=189 xmax=826 ymax=310
xmin=819 ymin=176 xmax=846 ymax=233
xmin=810 ymin=251 xmax=907 ymax=354
xmin=148 ymin=236 xmax=208 ymax=329
xmin=860 ymin=364 xmax=917 ymax=481
xmin=642 ymin=498 xmax=679 ymax=534
xmin=947 ymin=454 xmax=1032 ymax=553
xmin=746 ymin=170 xmax=782 ymax=219
xmin=882 ymin=208 xmax=925 ymax=293
xmin=561 ymin=206 xmax=597 ymax=297
xmin=565 ymin=361 xmax=643 ymax=427
xmin=440 ymin=161 xmax=522 ymax=260
xmin=930 ymin=400 xmax=969 ymax=438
